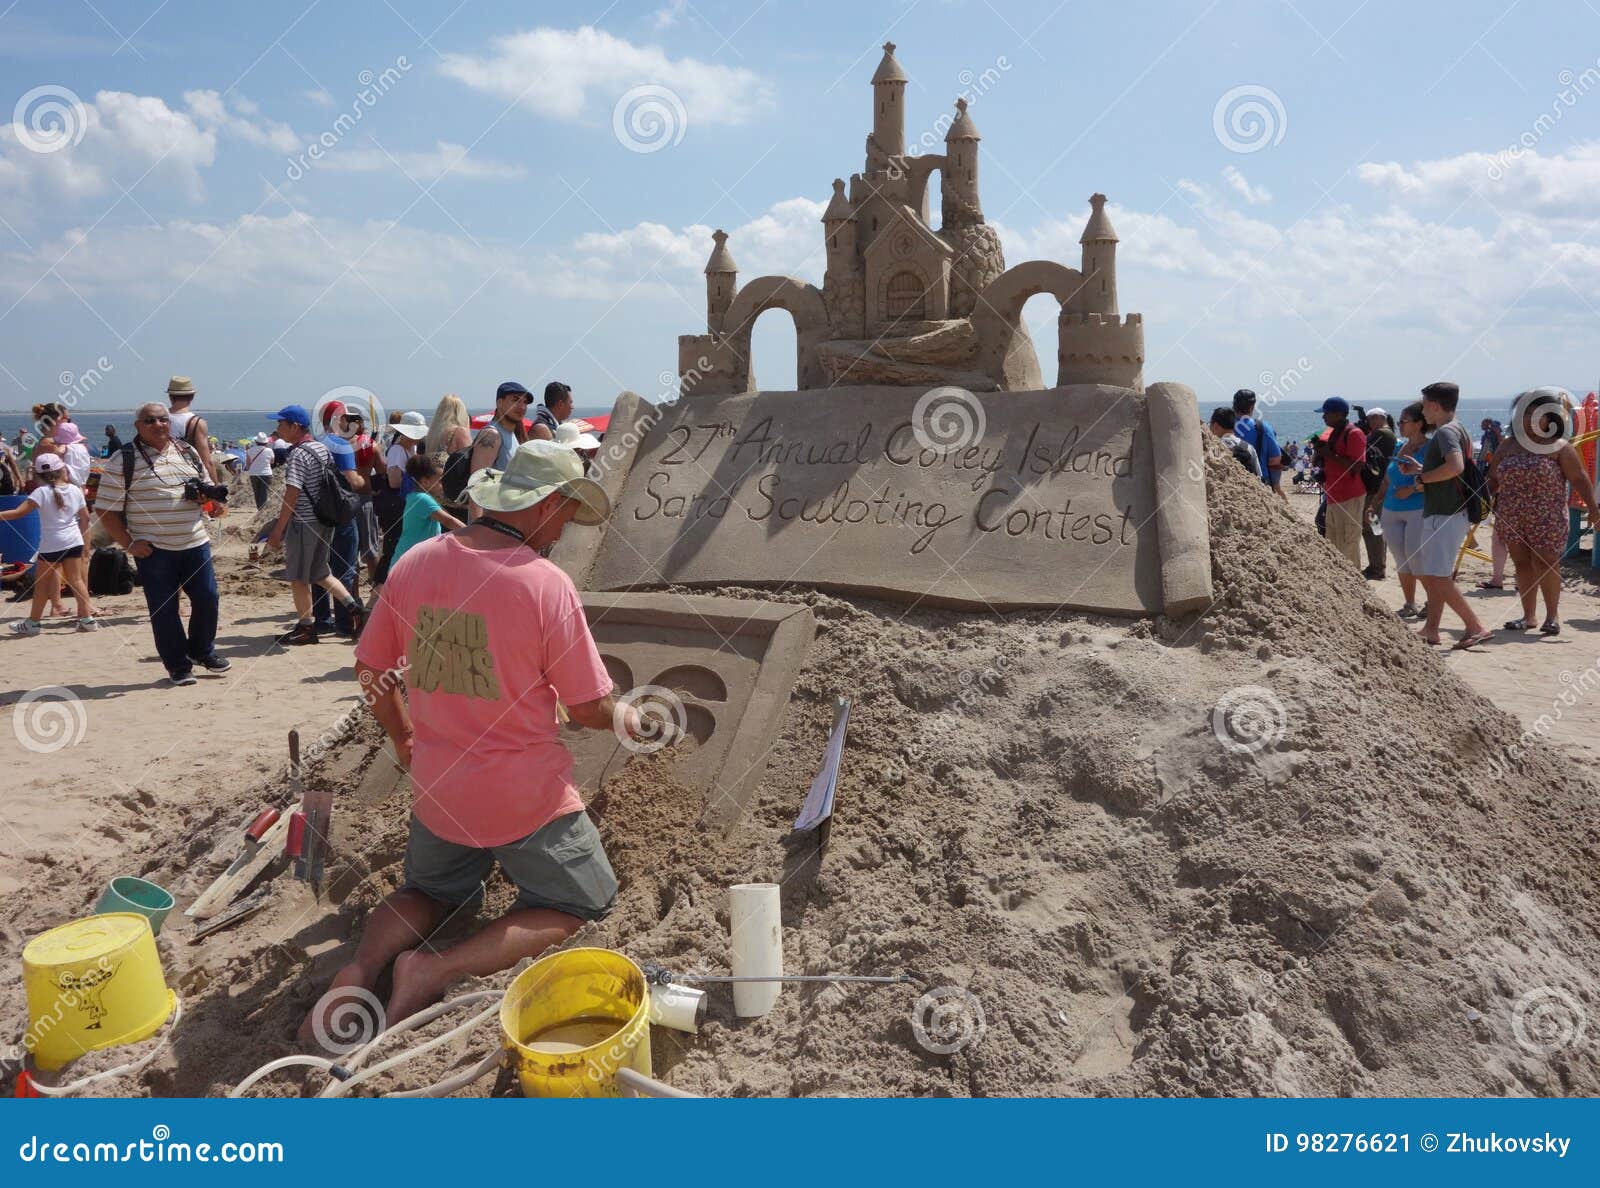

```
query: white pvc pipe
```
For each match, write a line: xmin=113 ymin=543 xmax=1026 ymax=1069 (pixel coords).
xmin=28 ymin=999 xmax=184 ymax=1097
xmin=729 ymin=883 xmax=782 ymax=1018
xmin=648 ymin=982 xmax=706 ymax=1033
xmin=227 ymin=1053 xmax=337 ymax=1099
xmin=616 ymin=1066 xmax=698 ymax=1098
xmin=383 ymin=1049 xmax=502 ymax=1098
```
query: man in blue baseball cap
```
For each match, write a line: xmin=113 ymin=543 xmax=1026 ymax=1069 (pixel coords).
xmin=465 ymin=382 xmax=533 ymax=521
xmin=264 ymin=404 xmax=366 ymax=645
xmin=1313 ymin=397 xmax=1367 ymax=567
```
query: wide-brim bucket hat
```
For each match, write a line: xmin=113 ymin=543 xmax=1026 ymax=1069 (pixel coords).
xmin=466 ymin=439 xmax=610 ymax=524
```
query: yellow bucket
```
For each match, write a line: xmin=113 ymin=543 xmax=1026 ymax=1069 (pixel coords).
xmin=21 ymin=913 xmax=176 ymax=1072
xmin=500 ymin=947 xmax=652 ymax=1097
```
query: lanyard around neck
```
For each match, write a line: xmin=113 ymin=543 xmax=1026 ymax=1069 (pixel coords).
xmin=476 ymin=516 xmax=534 ymax=551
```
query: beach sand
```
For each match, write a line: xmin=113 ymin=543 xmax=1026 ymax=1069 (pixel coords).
xmin=3 ymin=445 xmax=1598 ymax=1097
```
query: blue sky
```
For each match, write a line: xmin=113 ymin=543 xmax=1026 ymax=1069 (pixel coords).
xmin=2 ymin=0 xmax=1598 ymax=416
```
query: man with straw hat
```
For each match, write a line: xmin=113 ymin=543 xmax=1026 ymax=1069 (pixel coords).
xmin=165 ymin=376 xmax=219 ymax=484
xmin=303 ymin=440 xmax=648 ymax=1034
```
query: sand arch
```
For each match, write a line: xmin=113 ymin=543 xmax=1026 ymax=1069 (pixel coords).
xmin=972 ymin=260 xmax=1090 ymax=390
xmin=722 ymin=276 xmax=831 ymax=390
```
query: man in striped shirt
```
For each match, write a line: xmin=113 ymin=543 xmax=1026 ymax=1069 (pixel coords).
xmin=96 ymin=401 xmax=228 ymax=687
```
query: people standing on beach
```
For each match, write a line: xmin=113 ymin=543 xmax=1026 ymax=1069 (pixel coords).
xmin=374 ymin=418 xmax=427 ymax=583
xmin=1398 ymin=381 xmax=1492 ymax=649
xmin=0 ymin=436 xmax=20 ymax=495
xmin=425 ymin=393 xmax=473 ymax=457
xmin=1360 ymin=407 xmax=1397 ymax=580
xmin=465 ymin=382 xmax=533 ymax=518
xmin=244 ymin=432 xmax=274 ymax=509
xmin=95 ymin=402 xmax=227 ymax=685
xmin=310 ymin=403 xmax=368 ymax=639
xmin=263 ymin=404 xmax=366 ymax=646
xmin=392 ymin=454 xmax=464 ymax=566
xmin=52 ymin=420 xmax=93 ymax=486
xmin=1231 ymin=388 xmax=1285 ymax=500
xmin=1490 ymin=387 xmax=1600 ymax=636
xmin=301 ymin=439 xmax=632 ymax=1034
xmin=1208 ymin=408 xmax=1261 ymax=475
xmin=1312 ymin=398 xmax=1367 ymax=566
xmin=530 ymin=381 xmax=573 ymax=441
xmin=344 ymin=410 xmax=382 ymax=586
xmin=103 ymin=424 xmax=122 ymax=457
xmin=165 ymin=376 xmax=220 ymax=484
xmin=1 ymin=454 xmax=98 ymax=634
xmin=1480 ymin=418 xmax=1503 ymax=460
xmin=1371 ymin=402 xmax=1429 ymax=619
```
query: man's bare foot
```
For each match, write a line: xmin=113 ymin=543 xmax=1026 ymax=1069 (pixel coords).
xmin=298 ymin=959 xmax=379 ymax=1047
xmin=385 ymin=948 xmax=451 ymax=1026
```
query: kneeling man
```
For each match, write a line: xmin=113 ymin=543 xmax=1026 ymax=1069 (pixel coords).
xmin=305 ymin=440 xmax=644 ymax=1033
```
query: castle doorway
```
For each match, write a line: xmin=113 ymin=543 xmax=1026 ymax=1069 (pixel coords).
xmin=885 ymin=270 xmax=926 ymax=320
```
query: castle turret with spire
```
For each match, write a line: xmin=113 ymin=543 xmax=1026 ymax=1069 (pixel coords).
xmin=679 ymin=44 xmax=1144 ymax=395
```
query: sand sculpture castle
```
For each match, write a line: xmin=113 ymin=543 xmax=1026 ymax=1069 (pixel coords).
xmin=679 ymin=42 xmax=1145 ymax=396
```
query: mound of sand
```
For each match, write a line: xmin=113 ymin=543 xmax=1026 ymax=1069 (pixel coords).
xmin=7 ymin=438 xmax=1599 ymax=1097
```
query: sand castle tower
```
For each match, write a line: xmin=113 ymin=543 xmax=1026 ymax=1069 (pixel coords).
xmin=678 ymin=43 xmax=1146 ymax=394
xmin=869 ymin=42 xmax=907 ymax=162
xmin=822 ymin=179 xmax=865 ymax=338
xmin=704 ymin=229 xmax=736 ymax=336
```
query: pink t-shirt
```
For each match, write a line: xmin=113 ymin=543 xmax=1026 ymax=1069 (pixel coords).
xmin=354 ymin=533 xmax=612 ymax=847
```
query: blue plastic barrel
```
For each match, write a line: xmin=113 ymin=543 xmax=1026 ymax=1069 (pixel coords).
xmin=0 ymin=493 xmax=39 ymax=570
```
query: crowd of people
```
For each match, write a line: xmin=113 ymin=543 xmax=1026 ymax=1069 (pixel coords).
xmin=1210 ymin=379 xmax=1600 ymax=647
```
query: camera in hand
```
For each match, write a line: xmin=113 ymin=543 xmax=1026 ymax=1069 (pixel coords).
xmin=183 ymin=476 xmax=230 ymax=503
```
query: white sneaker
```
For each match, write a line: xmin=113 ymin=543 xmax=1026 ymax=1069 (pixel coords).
xmin=76 ymin=617 xmax=102 ymax=632
xmin=8 ymin=619 xmax=41 ymax=637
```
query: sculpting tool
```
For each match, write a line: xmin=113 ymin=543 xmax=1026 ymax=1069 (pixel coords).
xmin=190 ymin=888 xmax=272 ymax=942
xmin=185 ymin=807 xmax=280 ymax=918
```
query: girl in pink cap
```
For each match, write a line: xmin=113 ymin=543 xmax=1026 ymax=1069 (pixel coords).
xmin=0 ymin=453 xmax=98 ymax=634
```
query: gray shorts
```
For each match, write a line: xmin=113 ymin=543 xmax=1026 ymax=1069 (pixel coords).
xmin=285 ymin=517 xmax=332 ymax=584
xmin=403 ymin=810 xmax=617 ymax=920
xmin=1415 ymin=511 xmax=1471 ymax=577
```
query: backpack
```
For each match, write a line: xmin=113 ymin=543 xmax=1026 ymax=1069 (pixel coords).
xmin=1455 ymin=428 xmax=1491 ymax=524
xmin=442 ymin=445 xmax=472 ymax=503
xmin=1361 ymin=430 xmax=1392 ymax=496
xmin=88 ymin=545 xmax=136 ymax=595
xmin=294 ymin=440 xmax=359 ymax=528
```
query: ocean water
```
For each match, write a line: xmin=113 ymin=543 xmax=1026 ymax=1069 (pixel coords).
xmin=4 ymin=395 xmax=1585 ymax=451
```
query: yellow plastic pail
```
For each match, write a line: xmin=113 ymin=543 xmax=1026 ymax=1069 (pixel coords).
xmin=22 ymin=913 xmax=176 ymax=1072
xmin=500 ymin=947 xmax=652 ymax=1097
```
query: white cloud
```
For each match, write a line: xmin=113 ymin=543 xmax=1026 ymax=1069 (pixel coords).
xmin=183 ymin=89 xmax=300 ymax=154
xmin=303 ymin=88 xmax=336 ymax=108
xmin=0 ymin=90 xmax=220 ymax=207
xmin=316 ymin=140 xmax=526 ymax=182
xmin=1221 ymin=164 xmax=1271 ymax=206
xmin=438 ymin=25 xmax=774 ymax=126
xmin=652 ymin=1 xmax=689 ymax=31
xmin=1357 ymin=142 xmax=1600 ymax=219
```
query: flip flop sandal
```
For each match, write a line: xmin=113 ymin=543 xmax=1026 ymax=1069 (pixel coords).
xmin=1541 ymin=621 xmax=1561 ymax=636
xmin=1504 ymin=617 xmax=1531 ymax=630
xmin=1452 ymin=630 xmax=1495 ymax=651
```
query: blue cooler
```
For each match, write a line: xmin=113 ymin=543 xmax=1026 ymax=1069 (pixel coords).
xmin=0 ymin=493 xmax=39 ymax=573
